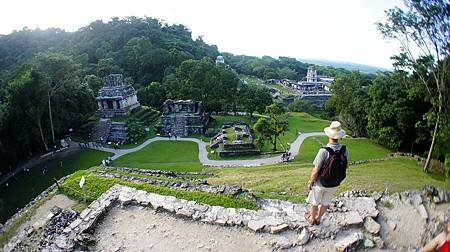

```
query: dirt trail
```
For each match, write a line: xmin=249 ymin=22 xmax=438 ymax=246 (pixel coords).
xmin=93 ymin=206 xmax=276 ymax=252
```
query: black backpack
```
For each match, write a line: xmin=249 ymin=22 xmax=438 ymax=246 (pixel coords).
xmin=318 ymin=145 xmax=347 ymax=187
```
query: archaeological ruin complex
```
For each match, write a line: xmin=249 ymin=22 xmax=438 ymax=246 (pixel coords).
xmin=158 ymin=99 xmax=207 ymax=137
xmin=266 ymin=66 xmax=334 ymax=108
xmin=210 ymin=122 xmax=260 ymax=157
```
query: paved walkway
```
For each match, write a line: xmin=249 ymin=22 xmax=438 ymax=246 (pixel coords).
xmin=90 ymin=132 xmax=325 ymax=167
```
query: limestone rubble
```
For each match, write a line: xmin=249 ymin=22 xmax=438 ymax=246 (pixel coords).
xmin=2 ymin=184 xmax=449 ymax=251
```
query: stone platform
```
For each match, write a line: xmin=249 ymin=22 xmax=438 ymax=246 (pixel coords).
xmin=3 ymin=184 xmax=449 ymax=251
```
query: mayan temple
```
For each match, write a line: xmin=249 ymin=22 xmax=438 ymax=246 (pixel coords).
xmin=95 ymin=74 xmax=140 ymax=118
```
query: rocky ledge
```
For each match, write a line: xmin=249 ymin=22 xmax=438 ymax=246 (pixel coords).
xmin=3 ymin=184 xmax=449 ymax=251
xmin=94 ymin=170 xmax=247 ymax=196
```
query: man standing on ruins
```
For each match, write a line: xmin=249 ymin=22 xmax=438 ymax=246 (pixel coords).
xmin=305 ymin=121 xmax=348 ymax=225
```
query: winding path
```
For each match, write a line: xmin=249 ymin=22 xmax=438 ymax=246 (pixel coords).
xmin=90 ymin=132 xmax=325 ymax=167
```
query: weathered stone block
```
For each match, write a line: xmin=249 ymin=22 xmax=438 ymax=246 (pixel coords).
xmin=417 ymin=204 xmax=428 ymax=220
xmin=247 ymin=219 xmax=266 ymax=232
xmin=296 ymin=228 xmax=310 ymax=245
xmin=335 ymin=231 xmax=363 ymax=251
xmin=341 ymin=211 xmax=363 ymax=226
xmin=363 ymin=217 xmax=380 ymax=235
xmin=269 ymin=224 xmax=289 ymax=234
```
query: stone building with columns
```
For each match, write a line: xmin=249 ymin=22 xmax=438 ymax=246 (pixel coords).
xmin=95 ymin=74 xmax=140 ymax=118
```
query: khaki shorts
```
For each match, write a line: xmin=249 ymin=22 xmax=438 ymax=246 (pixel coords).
xmin=306 ymin=184 xmax=337 ymax=206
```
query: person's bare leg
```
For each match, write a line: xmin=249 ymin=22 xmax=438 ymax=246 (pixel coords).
xmin=316 ymin=205 xmax=329 ymax=222
xmin=308 ymin=205 xmax=318 ymax=224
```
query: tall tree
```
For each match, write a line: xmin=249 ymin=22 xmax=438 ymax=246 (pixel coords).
xmin=31 ymin=53 xmax=80 ymax=144
xmin=325 ymin=72 xmax=371 ymax=136
xmin=163 ymin=58 xmax=239 ymax=112
xmin=254 ymin=103 xmax=288 ymax=151
xmin=8 ymin=70 xmax=49 ymax=150
xmin=239 ymin=84 xmax=273 ymax=118
xmin=377 ymin=0 xmax=449 ymax=171
xmin=137 ymin=81 xmax=167 ymax=109
xmin=367 ymin=72 xmax=419 ymax=150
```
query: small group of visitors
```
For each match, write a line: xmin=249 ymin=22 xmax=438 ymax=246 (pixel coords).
xmin=168 ymin=132 xmax=178 ymax=140
xmin=281 ymin=152 xmax=291 ymax=162
xmin=78 ymin=142 xmax=102 ymax=149
xmin=78 ymin=142 xmax=90 ymax=149
xmin=101 ymin=157 xmax=112 ymax=166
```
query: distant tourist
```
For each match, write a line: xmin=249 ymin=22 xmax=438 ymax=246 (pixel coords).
xmin=421 ymin=209 xmax=450 ymax=252
xmin=305 ymin=121 xmax=348 ymax=225
xmin=168 ymin=132 xmax=172 ymax=140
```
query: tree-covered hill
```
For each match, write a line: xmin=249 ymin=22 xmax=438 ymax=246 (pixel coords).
xmin=0 ymin=17 xmax=225 ymax=171
xmin=0 ymin=17 xmax=220 ymax=85
xmin=222 ymin=53 xmax=351 ymax=80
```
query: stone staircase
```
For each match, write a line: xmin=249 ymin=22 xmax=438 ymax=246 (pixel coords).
xmin=90 ymin=119 xmax=111 ymax=143
xmin=108 ymin=122 xmax=129 ymax=143
xmin=210 ymin=133 xmax=224 ymax=148
xmin=171 ymin=116 xmax=187 ymax=136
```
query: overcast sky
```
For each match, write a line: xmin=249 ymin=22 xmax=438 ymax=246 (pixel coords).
xmin=0 ymin=0 xmax=404 ymax=69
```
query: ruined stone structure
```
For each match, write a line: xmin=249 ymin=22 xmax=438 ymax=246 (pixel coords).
xmin=210 ymin=122 xmax=260 ymax=157
xmin=96 ymin=74 xmax=140 ymax=118
xmin=90 ymin=119 xmax=129 ymax=144
xmin=215 ymin=55 xmax=225 ymax=64
xmin=274 ymin=66 xmax=334 ymax=108
xmin=159 ymin=99 xmax=207 ymax=136
xmin=306 ymin=65 xmax=318 ymax=82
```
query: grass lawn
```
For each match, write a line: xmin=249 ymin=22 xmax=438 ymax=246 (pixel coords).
xmin=240 ymin=75 xmax=266 ymax=86
xmin=260 ymin=112 xmax=330 ymax=152
xmin=240 ymin=75 xmax=295 ymax=96
xmin=293 ymin=136 xmax=392 ymax=164
xmin=60 ymin=170 xmax=258 ymax=210
xmin=0 ymin=149 xmax=112 ymax=224
xmin=207 ymin=157 xmax=450 ymax=202
xmin=339 ymin=157 xmax=450 ymax=192
xmin=266 ymin=84 xmax=295 ymax=96
xmin=113 ymin=141 xmax=203 ymax=172
xmin=287 ymin=112 xmax=330 ymax=133
xmin=207 ymin=163 xmax=311 ymax=202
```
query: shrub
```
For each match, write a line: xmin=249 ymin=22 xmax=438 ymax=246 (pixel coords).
xmin=60 ymin=171 xmax=259 ymax=210
xmin=127 ymin=119 xmax=146 ymax=143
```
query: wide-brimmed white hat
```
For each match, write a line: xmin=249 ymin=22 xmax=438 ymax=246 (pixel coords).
xmin=324 ymin=121 xmax=346 ymax=139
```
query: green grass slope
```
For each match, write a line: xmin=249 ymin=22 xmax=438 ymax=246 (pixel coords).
xmin=113 ymin=141 xmax=202 ymax=172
